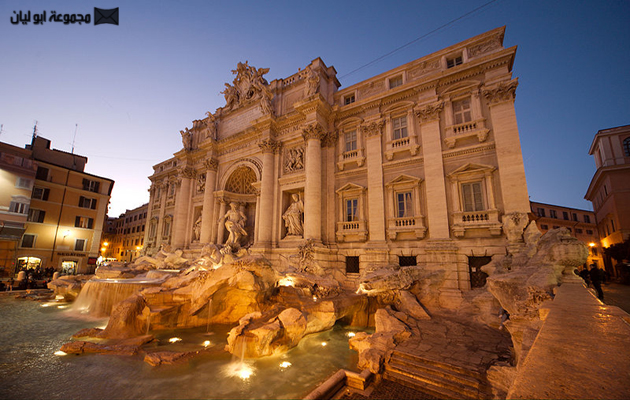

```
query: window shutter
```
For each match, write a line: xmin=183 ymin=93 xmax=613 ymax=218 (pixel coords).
xmin=88 ymin=218 xmax=94 ymax=229
xmin=94 ymin=182 xmax=100 ymax=193
xmin=75 ymin=216 xmax=81 ymax=227
xmin=91 ymin=199 xmax=97 ymax=210
xmin=82 ymin=178 xmax=89 ymax=190
xmin=473 ymin=183 xmax=483 ymax=211
xmin=38 ymin=211 xmax=45 ymax=223
xmin=79 ymin=196 xmax=85 ymax=207
xmin=43 ymin=188 xmax=49 ymax=201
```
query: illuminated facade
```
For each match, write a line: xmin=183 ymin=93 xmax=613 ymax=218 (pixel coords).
xmin=106 ymin=203 xmax=148 ymax=262
xmin=0 ymin=142 xmax=37 ymax=277
xmin=13 ymin=136 xmax=114 ymax=275
xmin=144 ymin=27 xmax=531 ymax=299
xmin=585 ymin=124 xmax=630 ymax=275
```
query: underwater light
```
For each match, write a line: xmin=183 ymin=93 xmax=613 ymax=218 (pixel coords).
xmin=203 ymin=340 xmax=211 ymax=348
xmin=346 ymin=332 xmax=356 ymax=338
xmin=321 ymin=342 xmax=327 ymax=347
xmin=279 ymin=361 xmax=292 ymax=369
xmin=54 ymin=351 xmax=67 ymax=356
xmin=169 ymin=337 xmax=182 ymax=343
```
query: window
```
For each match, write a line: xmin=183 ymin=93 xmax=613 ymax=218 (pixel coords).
xmin=36 ymin=166 xmax=49 ymax=181
xmin=389 ymin=75 xmax=403 ymax=89
xmin=536 ymin=207 xmax=546 ymax=217
xmin=452 ymin=98 xmax=472 ymax=124
xmin=79 ymin=196 xmax=97 ymax=209
xmin=21 ymin=234 xmax=35 ymax=248
xmin=344 ymin=94 xmax=355 ymax=105
xmin=586 ymin=229 xmax=594 ymax=235
xmin=74 ymin=239 xmax=87 ymax=251
xmin=549 ymin=210 xmax=557 ymax=219
xmin=399 ymin=256 xmax=417 ymax=267
xmin=541 ymin=224 xmax=548 ymax=230
xmin=344 ymin=130 xmax=357 ymax=152
xmin=461 ymin=182 xmax=484 ymax=212
xmin=392 ymin=116 xmax=408 ymax=140
xmin=584 ymin=215 xmax=591 ymax=223
xmin=162 ymin=216 xmax=172 ymax=237
xmin=9 ymin=199 xmax=29 ymax=214
xmin=75 ymin=216 xmax=94 ymax=229
xmin=345 ymin=256 xmax=360 ymax=274
xmin=345 ymin=199 xmax=358 ymax=222
xmin=32 ymin=187 xmax=50 ymax=200
xmin=27 ymin=209 xmax=45 ymax=223
xmin=611 ymin=219 xmax=616 ymax=232
xmin=447 ymin=55 xmax=463 ymax=68
xmin=82 ymin=178 xmax=100 ymax=193
xmin=553 ymin=225 xmax=560 ymax=229
xmin=16 ymin=177 xmax=33 ymax=189
xmin=576 ymin=228 xmax=583 ymax=234
xmin=572 ymin=213 xmax=578 ymax=222
xmin=562 ymin=211 xmax=569 ymax=220
xmin=134 ymin=215 xmax=138 ymax=221
xmin=396 ymin=192 xmax=413 ymax=218
xmin=624 ymin=137 xmax=630 ymax=157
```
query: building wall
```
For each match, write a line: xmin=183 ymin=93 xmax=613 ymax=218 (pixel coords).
xmin=585 ymin=124 xmax=630 ymax=276
xmin=144 ymin=27 xmax=531 ymax=299
xmin=0 ymin=143 xmax=37 ymax=277
xmin=14 ymin=137 xmax=114 ymax=275
xmin=107 ymin=204 xmax=148 ymax=262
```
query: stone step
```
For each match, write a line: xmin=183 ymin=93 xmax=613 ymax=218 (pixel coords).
xmin=385 ymin=351 xmax=492 ymax=399
xmin=384 ymin=369 xmax=478 ymax=400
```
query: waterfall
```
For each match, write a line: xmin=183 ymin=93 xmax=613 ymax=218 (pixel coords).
xmin=71 ymin=278 xmax=162 ymax=318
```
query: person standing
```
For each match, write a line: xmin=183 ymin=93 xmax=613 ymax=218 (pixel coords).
xmin=589 ymin=264 xmax=604 ymax=301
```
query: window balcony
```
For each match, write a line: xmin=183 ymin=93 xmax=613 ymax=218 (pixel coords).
xmin=444 ymin=118 xmax=489 ymax=149
xmin=336 ymin=220 xmax=368 ymax=242
xmin=451 ymin=209 xmax=501 ymax=238
xmin=385 ymin=137 xmax=420 ymax=161
xmin=387 ymin=216 xmax=426 ymax=240
xmin=337 ymin=148 xmax=365 ymax=171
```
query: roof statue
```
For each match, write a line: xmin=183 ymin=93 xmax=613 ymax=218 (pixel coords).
xmin=220 ymin=61 xmax=272 ymax=113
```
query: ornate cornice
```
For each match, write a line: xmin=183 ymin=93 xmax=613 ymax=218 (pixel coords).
xmin=360 ymin=120 xmax=384 ymax=137
xmin=204 ymin=158 xmax=219 ymax=171
xmin=482 ymin=79 xmax=518 ymax=105
xmin=301 ymin=123 xmax=326 ymax=141
xmin=258 ymin=138 xmax=281 ymax=154
xmin=415 ymin=102 xmax=444 ymax=123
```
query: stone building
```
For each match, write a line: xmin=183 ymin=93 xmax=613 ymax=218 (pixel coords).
xmin=144 ymin=27 xmax=530 ymax=304
xmin=585 ymin=124 xmax=630 ymax=275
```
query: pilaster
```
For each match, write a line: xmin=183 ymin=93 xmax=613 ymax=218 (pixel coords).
xmin=200 ymin=158 xmax=218 ymax=243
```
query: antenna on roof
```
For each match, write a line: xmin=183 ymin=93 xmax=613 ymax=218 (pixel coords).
xmin=32 ymin=121 xmax=39 ymax=140
xmin=0 ymin=124 xmax=3 ymax=138
xmin=72 ymin=123 xmax=78 ymax=154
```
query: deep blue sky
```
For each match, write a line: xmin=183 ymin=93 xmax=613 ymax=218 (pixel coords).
xmin=1 ymin=0 xmax=628 ymax=216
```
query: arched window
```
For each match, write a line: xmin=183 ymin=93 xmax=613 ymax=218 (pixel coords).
xmin=225 ymin=166 xmax=257 ymax=194
xmin=623 ymin=137 xmax=630 ymax=157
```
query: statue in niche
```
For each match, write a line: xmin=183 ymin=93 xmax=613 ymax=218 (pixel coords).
xmin=219 ymin=202 xmax=248 ymax=246
xmin=282 ymin=194 xmax=304 ymax=237
xmin=180 ymin=128 xmax=193 ymax=150
xmin=196 ymin=173 xmax=206 ymax=193
xmin=193 ymin=215 xmax=202 ymax=241
xmin=303 ymin=66 xmax=320 ymax=97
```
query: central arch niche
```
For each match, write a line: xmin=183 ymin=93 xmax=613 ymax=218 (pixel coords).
xmin=218 ymin=164 xmax=259 ymax=246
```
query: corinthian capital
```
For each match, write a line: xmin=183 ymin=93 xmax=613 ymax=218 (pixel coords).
xmin=301 ymin=123 xmax=326 ymax=141
xmin=322 ymin=131 xmax=339 ymax=147
xmin=360 ymin=120 xmax=384 ymax=137
xmin=258 ymin=138 xmax=281 ymax=154
xmin=204 ymin=158 xmax=219 ymax=171
xmin=415 ymin=102 xmax=444 ymax=123
xmin=180 ymin=167 xmax=196 ymax=180
xmin=482 ymin=79 xmax=518 ymax=105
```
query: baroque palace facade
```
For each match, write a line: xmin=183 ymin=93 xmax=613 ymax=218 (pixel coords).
xmin=144 ymin=27 xmax=530 ymax=299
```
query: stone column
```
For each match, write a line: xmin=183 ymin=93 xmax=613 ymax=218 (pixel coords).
xmin=416 ymin=102 xmax=450 ymax=239
xmin=362 ymin=121 xmax=386 ymax=243
xmin=200 ymin=159 xmax=218 ymax=243
xmin=171 ymin=168 xmax=194 ymax=249
xmin=256 ymin=139 xmax=280 ymax=246
xmin=302 ymin=124 xmax=325 ymax=242
xmin=483 ymin=79 xmax=530 ymax=213
xmin=216 ymin=199 xmax=227 ymax=245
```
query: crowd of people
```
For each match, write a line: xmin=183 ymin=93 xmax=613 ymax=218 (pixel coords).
xmin=1 ymin=266 xmax=55 ymax=291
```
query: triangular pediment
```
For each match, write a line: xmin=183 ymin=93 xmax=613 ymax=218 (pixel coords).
xmin=336 ymin=183 xmax=366 ymax=194
xmin=385 ymin=174 xmax=422 ymax=188
xmin=448 ymin=163 xmax=495 ymax=178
